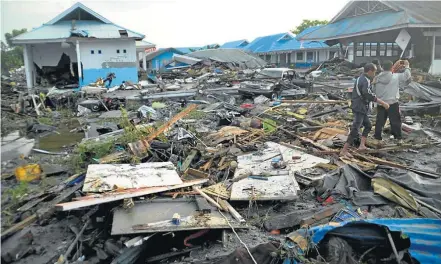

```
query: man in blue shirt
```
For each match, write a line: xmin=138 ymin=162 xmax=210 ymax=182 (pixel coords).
xmin=340 ymin=63 xmax=390 ymax=157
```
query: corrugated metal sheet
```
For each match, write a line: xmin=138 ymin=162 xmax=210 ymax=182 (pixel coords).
xmin=303 ymin=218 xmax=441 ymax=264
xmin=13 ymin=20 xmax=144 ymax=41
xmin=300 ymin=10 xmax=407 ymax=41
xmin=220 ymin=39 xmax=249 ymax=49
xmin=302 ymin=1 xmax=441 ymax=42
xmin=244 ymin=27 xmax=329 ymax=54
xmin=175 ymin=47 xmax=201 ymax=54
xmin=187 ymin=49 xmax=267 ymax=68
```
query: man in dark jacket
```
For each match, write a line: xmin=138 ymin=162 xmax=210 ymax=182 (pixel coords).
xmin=340 ymin=63 xmax=390 ymax=157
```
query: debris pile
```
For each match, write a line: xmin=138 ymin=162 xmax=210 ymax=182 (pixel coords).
xmin=2 ymin=55 xmax=441 ymax=264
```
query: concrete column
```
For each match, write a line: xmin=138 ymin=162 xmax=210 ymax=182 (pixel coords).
xmin=431 ymin=35 xmax=436 ymax=75
xmin=23 ymin=44 xmax=33 ymax=89
xmin=143 ymin=51 xmax=147 ymax=71
xmin=76 ymin=40 xmax=82 ymax=87
xmin=136 ymin=51 xmax=140 ymax=70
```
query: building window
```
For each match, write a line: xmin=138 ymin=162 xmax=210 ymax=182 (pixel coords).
xmin=370 ymin=43 xmax=377 ymax=57
xmin=91 ymin=50 xmax=95 ymax=54
xmin=386 ymin=43 xmax=393 ymax=56
xmin=296 ymin=52 xmax=304 ymax=61
xmin=306 ymin=52 xmax=314 ymax=61
xmin=392 ymin=43 xmax=400 ymax=56
xmin=364 ymin=43 xmax=371 ymax=57
xmin=435 ymin=37 xmax=441 ymax=59
xmin=98 ymin=50 xmax=102 ymax=54
xmin=117 ymin=49 xmax=120 ymax=54
xmin=265 ymin=55 xmax=271 ymax=62
xmin=356 ymin=43 xmax=363 ymax=57
xmin=379 ymin=43 xmax=386 ymax=56
xmin=123 ymin=49 xmax=127 ymax=54
xmin=270 ymin=54 xmax=277 ymax=64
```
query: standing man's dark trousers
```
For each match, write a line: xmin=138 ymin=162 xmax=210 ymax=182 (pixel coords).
xmin=374 ymin=103 xmax=402 ymax=140
xmin=347 ymin=111 xmax=372 ymax=146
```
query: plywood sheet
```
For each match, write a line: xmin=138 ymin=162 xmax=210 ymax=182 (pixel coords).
xmin=111 ymin=198 xmax=247 ymax=235
xmin=83 ymin=162 xmax=183 ymax=193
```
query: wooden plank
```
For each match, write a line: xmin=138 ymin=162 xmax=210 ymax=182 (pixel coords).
xmin=219 ymin=200 xmax=246 ymax=223
xmin=83 ymin=162 xmax=183 ymax=193
xmin=127 ymin=104 xmax=198 ymax=156
xmin=56 ymin=179 xmax=208 ymax=211
xmin=181 ymin=150 xmax=198 ymax=172
xmin=193 ymin=186 xmax=224 ymax=211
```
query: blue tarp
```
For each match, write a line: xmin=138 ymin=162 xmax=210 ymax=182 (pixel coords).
xmin=290 ymin=218 xmax=441 ymax=264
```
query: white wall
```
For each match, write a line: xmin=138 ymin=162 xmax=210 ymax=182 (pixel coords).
xmin=31 ymin=43 xmax=77 ymax=68
xmin=79 ymin=39 xmax=136 ymax=69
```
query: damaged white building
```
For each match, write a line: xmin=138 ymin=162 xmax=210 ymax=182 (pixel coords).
xmin=12 ymin=2 xmax=150 ymax=88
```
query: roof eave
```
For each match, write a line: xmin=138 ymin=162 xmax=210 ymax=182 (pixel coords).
xmin=299 ymin=23 xmax=413 ymax=42
xmin=12 ymin=38 xmax=68 ymax=44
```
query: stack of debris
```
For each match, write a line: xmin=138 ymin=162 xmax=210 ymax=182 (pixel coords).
xmin=2 ymin=57 xmax=441 ymax=264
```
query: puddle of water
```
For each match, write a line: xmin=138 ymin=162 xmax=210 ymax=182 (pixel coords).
xmin=36 ymin=127 xmax=84 ymax=151
xmin=1 ymin=120 xmax=85 ymax=161
xmin=36 ymin=120 xmax=85 ymax=151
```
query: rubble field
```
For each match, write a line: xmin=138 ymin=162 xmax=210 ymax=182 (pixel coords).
xmin=1 ymin=58 xmax=441 ymax=264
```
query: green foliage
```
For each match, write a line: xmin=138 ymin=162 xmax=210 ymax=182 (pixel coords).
xmin=6 ymin=181 xmax=29 ymax=202
xmin=291 ymin=19 xmax=328 ymax=35
xmin=4 ymin=28 xmax=27 ymax=46
xmin=1 ymin=28 xmax=28 ymax=74
xmin=37 ymin=117 xmax=53 ymax=125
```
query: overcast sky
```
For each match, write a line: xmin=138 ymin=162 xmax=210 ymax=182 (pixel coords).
xmin=1 ymin=0 xmax=348 ymax=47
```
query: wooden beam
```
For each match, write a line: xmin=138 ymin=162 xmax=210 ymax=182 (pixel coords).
xmin=192 ymin=186 xmax=224 ymax=211
xmin=56 ymin=179 xmax=208 ymax=211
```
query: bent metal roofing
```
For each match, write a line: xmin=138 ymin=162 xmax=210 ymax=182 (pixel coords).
xmin=244 ymin=27 xmax=329 ymax=53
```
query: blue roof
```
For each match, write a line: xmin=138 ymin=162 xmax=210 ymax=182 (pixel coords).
xmin=220 ymin=39 xmax=249 ymax=49
xmin=12 ymin=2 xmax=144 ymax=43
xmin=300 ymin=10 xmax=411 ymax=41
xmin=296 ymin=25 xmax=323 ymax=38
xmin=244 ymin=28 xmax=329 ymax=53
xmin=174 ymin=47 xmax=201 ymax=54
xmin=291 ymin=218 xmax=441 ymax=264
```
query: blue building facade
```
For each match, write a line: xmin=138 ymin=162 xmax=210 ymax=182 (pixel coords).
xmin=145 ymin=48 xmax=185 ymax=70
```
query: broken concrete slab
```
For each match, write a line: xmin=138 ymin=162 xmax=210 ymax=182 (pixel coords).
xmin=111 ymin=198 xmax=247 ymax=235
xmin=82 ymin=162 xmax=183 ymax=193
